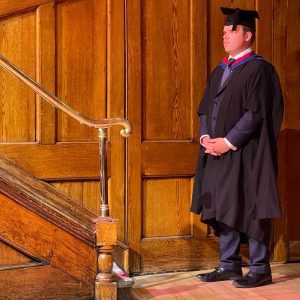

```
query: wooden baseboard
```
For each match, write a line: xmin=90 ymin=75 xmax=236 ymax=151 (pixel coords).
xmin=113 ymin=241 xmax=130 ymax=274
xmin=288 ymin=241 xmax=300 ymax=261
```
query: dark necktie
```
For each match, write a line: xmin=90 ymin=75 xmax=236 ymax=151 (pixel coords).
xmin=220 ymin=58 xmax=235 ymax=87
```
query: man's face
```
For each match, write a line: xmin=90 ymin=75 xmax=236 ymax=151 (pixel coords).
xmin=223 ymin=25 xmax=251 ymax=56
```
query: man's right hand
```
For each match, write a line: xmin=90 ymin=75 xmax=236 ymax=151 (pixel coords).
xmin=200 ymin=136 xmax=219 ymax=156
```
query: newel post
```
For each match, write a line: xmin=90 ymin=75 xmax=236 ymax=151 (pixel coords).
xmin=95 ymin=217 xmax=118 ymax=300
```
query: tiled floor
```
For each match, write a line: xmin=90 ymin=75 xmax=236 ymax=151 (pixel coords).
xmin=131 ymin=263 xmax=300 ymax=299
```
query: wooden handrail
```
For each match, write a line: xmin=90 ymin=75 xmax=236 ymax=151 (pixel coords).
xmin=0 ymin=55 xmax=132 ymax=137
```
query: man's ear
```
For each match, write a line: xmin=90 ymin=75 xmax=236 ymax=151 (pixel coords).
xmin=244 ymin=31 xmax=252 ymax=42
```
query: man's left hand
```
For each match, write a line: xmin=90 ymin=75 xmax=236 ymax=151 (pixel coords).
xmin=204 ymin=138 xmax=230 ymax=155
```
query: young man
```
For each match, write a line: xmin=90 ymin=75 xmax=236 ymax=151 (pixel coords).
xmin=190 ymin=7 xmax=284 ymax=288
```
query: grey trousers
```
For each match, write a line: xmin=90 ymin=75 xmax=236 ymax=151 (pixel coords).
xmin=219 ymin=226 xmax=271 ymax=275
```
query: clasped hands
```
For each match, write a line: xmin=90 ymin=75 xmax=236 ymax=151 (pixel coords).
xmin=201 ymin=136 xmax=230 ymax=156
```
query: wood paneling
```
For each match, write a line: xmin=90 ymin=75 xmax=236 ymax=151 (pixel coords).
xmin=107 ymin=0 xmax=126 ymax=243
xmin=0 ymin=0 xmax=110 ymax=275
xmin=56 ymin=0 xmax=106 ymax=142
xmin=0 ymin=157 xmax=97 ymax=245
xmin=0 ymin=242 xmax=34 ymax=266
xmin=127 ymin=0 xmax=143 ymax=274
xmin=127 ymin=0 xmax=209 ymax=273
xmin=285 ymin=0 xmax=300 ymax=255
xmin=286 ymin=0 xmax=300 ymax=130
xmin=286 ymin=130 xmax=300 ymax=241
xmin=0 ymin=0 xmax=51 ymax=18
xmin=272 ymin=0 xmax=288 ymax=262
xmin=0 ymin=265 xmax=93 ymax=299
xmin=0 ymin=143 xmax=108 ymax=180
xmin=256 ymin=0 xmax=273 ymax=62
xmin=52 ymin=180 xmax=100 ymax=214
xmin=142 ymin=0 xmax=191 ymax=141
xmin=141 ymin=237 xmax=219 ymax=273
xmin=0 ymin=11 xmax=36 ymax=142
xmin=0 ymin=193 xmax=97 ymax=283
xmin=143 ymin=178 xmax=191 ymax=238
xmin=142 ymin=142 xmax=198 ymax=176
xmin=36 ymin=2 xmax=56 ymax=144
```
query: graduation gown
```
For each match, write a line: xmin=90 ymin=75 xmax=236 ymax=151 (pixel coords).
xmin=190 ymin=55 xmax=284 ymax=243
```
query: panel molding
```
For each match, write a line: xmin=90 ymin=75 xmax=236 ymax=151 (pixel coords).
xmin=0 ymin=142 xmax=110 ymax=180
xmin=0 ymin=0 xmax=51 ymax=18
xmin=107 ymin=0 xmax=126 ymax=243
xmin=36 ymin=2 xmax=56 ymax=144
xmin=141 ymin=237 xmax=219 ymax=273
xmin=142 ymin=142 xmax=198 ymax=176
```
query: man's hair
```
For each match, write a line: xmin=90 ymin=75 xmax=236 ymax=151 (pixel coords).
xmin=242 ymin=26 xmax=256 ymax=44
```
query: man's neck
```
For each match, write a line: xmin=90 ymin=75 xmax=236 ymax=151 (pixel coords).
xmin=229 ymin=48 xmax=252 ymax=60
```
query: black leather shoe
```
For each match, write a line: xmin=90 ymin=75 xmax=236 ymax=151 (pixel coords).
xmin=196 ymin=267 xmax=243 ymax=282
xmin=232 ymin=272 xmax=272 ymax=288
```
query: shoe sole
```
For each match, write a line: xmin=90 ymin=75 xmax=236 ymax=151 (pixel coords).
xmin=232 ymin=280 xmax=272 ymax=288
xmin=198 ymin=276 xmax=243 ymax=282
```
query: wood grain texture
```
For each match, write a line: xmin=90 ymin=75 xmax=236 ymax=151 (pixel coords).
xmin=273 ymin=0 xmax=287 ymax=130
xmin=127 ymin=0 xmax=143 ymax=273
xmin=256 ymin=0 xmax=273 ymax=62
xmin=56 ymin=0 xmax=106 ymax=142
xmin=127 ymin=0 xmax=209 ymax=274
xmin=0 ymin=10 xmax=36 ymax=142
xmin=272 ymin=0 xmax=288 ymax=262
xmin=142 ymin=142 xmax=198 ymax=176
xmin=0 ymin=193 xmax=97 ymax=283
xmin=36 ymin=2 xmax=56 ymax=145
xmin=51 ymin=180 xmax=100 ymax=214
xmin=0 ymin=241 xmax=34 ymax=266
xmin=141 ymin=237 xmax=219 ymax=273
xmin=191 ymin=0 xmax=207 ymax=141
xmin=107 ymin=0 xmax=126 ymax=243
xmin=0 ymin=143 xmax=110 ymax=180
xmin=272 ymin=130 xmax=287 ymax=262
xmin=0 ymin=264 xmax=93 ymax=299
xmin=143 ymin=178 xmax=191 ymax=238
xmin=286 ymin=129 xmax=300 ymax=242
xmin=0 ymin=0 xmax=51 ymax=18
xmin=142 ymin=0 xmax=191 ymax=141
xmin=286 ymin=0 xmax=300 ymax=130
xmin=0 ymin=157 xmax=97 ymax=244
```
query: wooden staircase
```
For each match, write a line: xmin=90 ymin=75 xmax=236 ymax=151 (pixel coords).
xmin=0 ymin=157 xmax=132 ymax=299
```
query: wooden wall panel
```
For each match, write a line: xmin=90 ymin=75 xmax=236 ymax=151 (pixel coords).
xmin=36 ymin=2 xmax=56 ymax=144
xmin=107 ymin=0 xmax=126 ymax=243
xmin=286 ymin=1 xmax=300 ymax=131
xmin=142 ymin=0 xmax=191 ymax=141
xmin=272 ymin=0 xmax=288 ymax=262
xmin=0 ymin=242 xmax=33 ymax=266
xmin=0 ymin=265 xmax=93 ymax=299
xmin=56 ymin=0 xmax=106 ymax=142
xmin=51 ymin=181 xmax=100 ymax=214
xmin=127 ymin=0 xmax=209 ymax=273
xmin=0 ymin=0 xmax=51 ymax=18
xmin=0 ymin=11 xmax=36 ymax=142
xmin=256 ymin=0 xmax=273 ymax=62
xmin=143 ymin=178 xmax=191 ymax=238
xmin=286 ymin=0 xmax=300 ymax=244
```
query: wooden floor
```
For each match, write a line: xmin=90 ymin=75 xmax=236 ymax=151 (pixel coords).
xmin=131 ymin=263 xmax=300 ymax=299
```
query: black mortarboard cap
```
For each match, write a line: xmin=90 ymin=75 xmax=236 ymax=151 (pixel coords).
xmin=220 ymin=7 xmax=259 ymax=31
